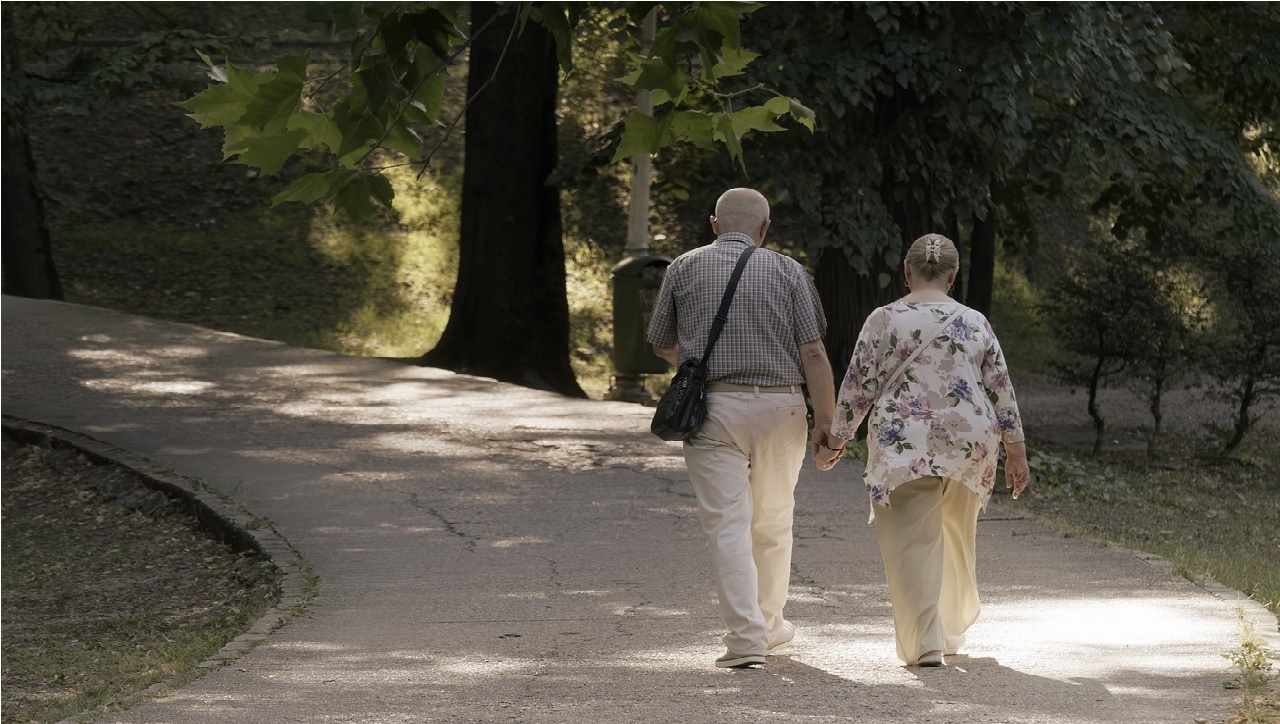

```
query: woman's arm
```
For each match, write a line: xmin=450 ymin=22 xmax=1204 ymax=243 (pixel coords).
xmin=819 ymin=311 xmax=887 ymax=471
xmin=979 ymin=319 xmax=1031 ymax=497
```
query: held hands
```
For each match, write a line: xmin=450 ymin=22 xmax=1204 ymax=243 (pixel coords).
xmin=811 ymin=429 xmax=846 ymax=472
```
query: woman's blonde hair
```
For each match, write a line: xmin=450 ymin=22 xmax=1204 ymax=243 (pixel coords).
xmin=904 ymin=233 xmax=959 ymax=282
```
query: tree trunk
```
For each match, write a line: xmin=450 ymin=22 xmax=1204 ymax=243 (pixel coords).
xmin=1087 ymin=331 xmax=1107 ymax=457
xmin=1147 ymin=373 xmax=1164 ymax=458
xmin=816 ymin=247 xmax=888 ymax=387
xmin=967 ymin=202 xmax=996 ymax=315
xmin=1 ymin=54 xmax=63 ymax=300
xmin=419 ymin=2 xmax=584 ymax=398
xmin=1223 ymin=352 xmax=1260 ymax=453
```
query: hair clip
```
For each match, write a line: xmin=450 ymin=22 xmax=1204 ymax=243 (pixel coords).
xmin=925 ymin=238 xmax=943 ymax=263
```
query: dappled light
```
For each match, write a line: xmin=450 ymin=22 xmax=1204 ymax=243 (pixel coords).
xmin=3 ymin=296 xmax=1261 ymax=723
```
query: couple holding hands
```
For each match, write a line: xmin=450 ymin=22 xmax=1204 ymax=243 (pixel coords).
xmin=647 ymin=188 xmax=1030 ymax=669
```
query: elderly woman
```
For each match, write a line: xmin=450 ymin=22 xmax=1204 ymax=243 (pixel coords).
xmin=815 ymin=233 xmax=1030 ymax=668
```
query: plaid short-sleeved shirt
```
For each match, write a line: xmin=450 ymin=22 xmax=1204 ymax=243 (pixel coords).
xmin=646 ymin=233 xmax=827 ymax=386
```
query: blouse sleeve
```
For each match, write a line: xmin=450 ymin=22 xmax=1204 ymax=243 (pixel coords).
xmin=978 ymin=318 xmax=1025 ymax=445
xmin=832 ymin=309 xmax=889 ymax=440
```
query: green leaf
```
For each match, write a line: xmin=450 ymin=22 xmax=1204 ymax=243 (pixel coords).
xmin=334 ymin=173 xmax=389 ymax=221
xmin=713 ymin=113 xmax=746 ymax=171
xmin=177 ymin=65 xmax=265 ymax=128
xmin=691 ymin=2 xmax=760 ymax=50
xmin=288 ymin=110 xmax=343 ymax=154
xmin=711 ymin=46 xmax=758 ymax=80
xmin=239 ymin=72 xmax=304 ymax=133
xmin=194 ymin=48 xmax=216 ymax=71
xmin=335 ymin=111 xmax=383 ymax=158
xmin=228 ymin=128 xmax=308 ymax=175
xmin=612 ymin=111 xmax=666 ymax=161
xmin=412 ymin=71 xmax=445 ymax=123
xmin=670 ymin=110 xmax=716 ymax=149
xmin=407 ymin=8 xmax=461 ymax=59
xmin=366 ymin=172 xmax=395 ymax=208
xmin=728 ymin=105 xmax=786 ymax=135
xmin=354 ymin=62 xmax=399 ymax=115
xmin=382 ymin=122 xmax=423 ymax=160
xmin=272 ymin=170 xmax=359 ymax=206
xmin=275 ymin=52 xmax=311 ymax=79
xmin=628 ymin=59 xmax=688 ymax=100
xmin=788 ymin=99 xmax=816 ymax=131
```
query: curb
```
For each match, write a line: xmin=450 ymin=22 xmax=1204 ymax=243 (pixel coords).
xmin=1 ymin=418 xmax=314 ymax=711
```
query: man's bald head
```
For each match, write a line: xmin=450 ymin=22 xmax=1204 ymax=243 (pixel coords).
xmin=711 ymin=188 xmax=771 ymax=243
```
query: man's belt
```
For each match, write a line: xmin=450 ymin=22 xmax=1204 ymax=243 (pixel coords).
xmin=706 ymin=382 xmax=803 ymax=394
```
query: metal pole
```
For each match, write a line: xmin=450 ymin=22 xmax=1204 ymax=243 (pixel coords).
xmin=609 ymin=9 xmax=658 ymax=402
xmin=624 ymin=10 xmax=656 ymax=257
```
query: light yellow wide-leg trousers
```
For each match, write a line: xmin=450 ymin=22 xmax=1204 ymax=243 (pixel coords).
xmin=683 ymin=390 xmax=808 ymax=655
xmin=872 ymin=476 xmax=982 ymax=665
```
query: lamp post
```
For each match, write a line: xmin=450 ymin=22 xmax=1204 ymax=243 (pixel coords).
xmin=607 ymin=9 xmax=660 ymax=403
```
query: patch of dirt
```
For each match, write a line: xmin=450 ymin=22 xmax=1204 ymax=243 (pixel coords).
xmin=0 ymin=434 xmax=278 ymax=723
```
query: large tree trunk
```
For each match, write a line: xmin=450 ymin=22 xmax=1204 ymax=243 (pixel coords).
xmin=967 ymin=201 xmax=996 ymax=315
xmin=816 ymin=169 xmax=909 ymax=389
xmin=420 ymin=2 xmax=584 ymax=398
xmin=1 ymin=46 xmax=63 ymax=300
xmin=816 ymin=247 xmax=888 ymax=385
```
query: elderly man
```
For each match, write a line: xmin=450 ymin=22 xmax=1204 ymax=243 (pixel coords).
xmin=647 ymin=187 xmax=837 ymax=668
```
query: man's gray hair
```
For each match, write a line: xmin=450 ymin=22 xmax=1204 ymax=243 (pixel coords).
xmin=713 ymin=188 xmax=770 ymax=235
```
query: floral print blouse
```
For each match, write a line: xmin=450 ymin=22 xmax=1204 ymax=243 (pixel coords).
xmin=832 ymin=301 xmax=1025 ymax=514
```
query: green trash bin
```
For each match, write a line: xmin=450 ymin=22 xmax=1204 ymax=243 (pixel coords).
xmin=611 ymin=254 xmax=671 ymax=375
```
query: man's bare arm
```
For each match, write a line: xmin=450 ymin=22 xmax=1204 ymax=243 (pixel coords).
xmin=799 ymin=339 xmax=835 ymax=432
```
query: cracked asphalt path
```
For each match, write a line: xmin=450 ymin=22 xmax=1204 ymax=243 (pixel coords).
xmin=3 ymin=296 xmax=1276 ymax=724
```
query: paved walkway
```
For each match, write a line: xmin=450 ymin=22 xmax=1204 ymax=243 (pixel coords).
xmin=3 ymin=296 xmax=1277 ymax=724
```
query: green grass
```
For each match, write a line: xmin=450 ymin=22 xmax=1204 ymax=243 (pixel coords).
xmin=54 ymin=167 xmax=462 ymax=362
xmin=1 ymin=441 xmax=279 ymax=723
xmin=1019 ymin=444 xmax=1280 ymax=614
xmin=1224 ymin=613 xmax=1280 ymax=724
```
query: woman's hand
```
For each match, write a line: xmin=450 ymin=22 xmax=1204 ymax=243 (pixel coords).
xmin=1003 ymin=440 xmax=1030 ymax=499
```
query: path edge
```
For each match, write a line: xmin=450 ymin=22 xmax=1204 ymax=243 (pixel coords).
xmin=2 ymin=417 xmax=314 ymax=710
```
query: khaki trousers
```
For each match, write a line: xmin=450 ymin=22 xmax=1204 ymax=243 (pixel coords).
xmin=872 ymin=476 xmax=982 ymax=665
xmin=683 ymin=390 xmax=808 ymax=655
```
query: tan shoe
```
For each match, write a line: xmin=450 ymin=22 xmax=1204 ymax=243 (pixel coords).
xmin=917 ymin=650 xmax=944 ymax=667
xmin=767 ymin=620 xmax=796 ymax=654
xmin=716 ymin=651 xmax=766 ymax=668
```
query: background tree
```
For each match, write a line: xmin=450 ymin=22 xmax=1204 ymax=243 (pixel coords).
xmin=1123 ymin=264 xmax=1210 ymax=456
xmin=1039 ymin=237 xmax=1153 ymax=456
xmin=636 ymin=2 xmax=1278 ymax=412
xmin=1200 ymin=239 xmax=1280 ymax=453
xmin=685 ymin=2 xmax=1194 ymax=377
xmin=180 ymin=1 xmax=812 ymax=396
xmin=1 ymin=2 xmax=270 ymax=300
xmin=418 ymin=2 xmax=580 ymax=394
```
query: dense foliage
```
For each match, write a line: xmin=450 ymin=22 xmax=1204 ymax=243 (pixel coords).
xmin=4 ymin=1 xmax=1276 ymax=445
xmin=178 ymin=2 xmax=813 ymax=220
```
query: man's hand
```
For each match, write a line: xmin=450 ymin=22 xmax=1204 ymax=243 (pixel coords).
xmin=811 ymin=429 xmax=845 ymax=472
